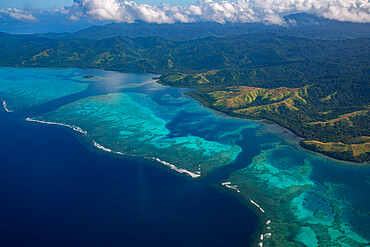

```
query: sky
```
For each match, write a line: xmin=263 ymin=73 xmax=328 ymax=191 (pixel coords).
xmin=0 ymin=0 xmax=369 ymax=34
xmin=0 ymin=0 xmax=197 ymax=9
xmin=0 ymin=0 xmax=72 ymax=9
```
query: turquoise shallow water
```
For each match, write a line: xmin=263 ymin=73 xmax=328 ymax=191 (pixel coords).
xmin=1 ymin=67 xmax=369 ymax=246
xmin=35 ymin=92 xmax=250 ymax=176
xmin=225 ymin=143 xmax=370 ymax=246
xmin=27 ymin=69 xmax=259 ymax=176
xmin=0 ymin=67 xmax=89 ymax=111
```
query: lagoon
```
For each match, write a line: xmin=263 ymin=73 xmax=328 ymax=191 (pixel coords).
xmin=0 ymin=67 xmax=369 ymax=246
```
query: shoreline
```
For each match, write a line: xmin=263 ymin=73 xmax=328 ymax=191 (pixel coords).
xmin=255 ymin=120 xmax=370 ymax=167
xmin=3 ymin=65 xmax=367 ymax=165
xmin=4 ymin=66 xmax=368 ymax=246
xmin=183 ymin=90 xmax=369 ymax=166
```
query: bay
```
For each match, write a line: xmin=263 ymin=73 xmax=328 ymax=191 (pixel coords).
xmin=0 ymin=67 xmax=369 ymax=247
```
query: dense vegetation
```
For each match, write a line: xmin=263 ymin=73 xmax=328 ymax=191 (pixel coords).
xmin=0 ymin=32 xmax=368 ymax=162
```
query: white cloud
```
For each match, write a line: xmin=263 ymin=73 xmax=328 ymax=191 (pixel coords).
xmin=80 ymin=0 xmax=125 ymax=21
xmin=6 ymin=0 xmax=368 ymax=25
xmin=263 ymin=13 xmax=286 ymax=26
xmin=0 ymin=8 xmax=38 ymax=22
xmin=190 ymin=0 xmax=370 ymax=24
xmin=248 ymin=0 xmax=370 ymax=23
xmin=68 ymin=14 xmax=80 ymax=21
xmin=132 ymin=3 xmax=174 ymax=23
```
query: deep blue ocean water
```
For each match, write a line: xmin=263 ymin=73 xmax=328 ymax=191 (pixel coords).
xmin=0 ymin=67 xmax=369 ymax=247
xmin=0 ymin=68 xmax=260 ymax=247
xmin=0 ymin=106 xmax=259 ymax=247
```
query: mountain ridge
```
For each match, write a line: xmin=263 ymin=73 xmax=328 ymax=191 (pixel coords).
xmin=39 ymin=13 xmax=370 ymax=41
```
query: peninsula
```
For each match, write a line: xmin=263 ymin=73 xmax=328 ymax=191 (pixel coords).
xmin=0 ymin=32 xmax=368 ymax=162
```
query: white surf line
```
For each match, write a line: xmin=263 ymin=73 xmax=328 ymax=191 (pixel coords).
xmin=221 ymin=182 xmax=271 ymax=243
xmin=221 ymin=182 xmax=240 ymax=193
xmin=250 ymin=199 xmax=265 ymax=213
xmin=26 ymin=118 xmax=129 ymax=156
xmin=92 ymin=141 xmax=113 ymax=153
xmin=25 ymin=118 xmax=88 ymax=136
xmin=148 ymin=157 xmax=201 ymax=178
xmin=266 ymin=220 xmax=271 ymax=229
xmin=258 ymin=218 xmax=273 ymax=246
xmin=92 ymin=141 xmax=125 ymax=155
xmin=26 ymin=118 xmax=202 ymax=179
xmin=2 ymin=100 xmax=12 ymax=112
xmin=248 ymin=200 xmax=271 ymax=245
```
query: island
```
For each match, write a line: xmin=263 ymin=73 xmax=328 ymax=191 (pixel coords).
xmin=0 ymin=32 xmax=368 ymax=163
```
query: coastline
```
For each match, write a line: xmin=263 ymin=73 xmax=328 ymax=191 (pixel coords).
xmin=3 ymin=65 xmax=367 ymax=165
xmin=218 ymin=145 xmax=370 ymax=247
xmin=182 ymin=90 xmax=369 ymax=166
xmin=3 ymin=66 xmax=369 ymax=246
xmin=182 ymin=88 xmax=370 ymax=246
xmin=255 ymin=120 xmax=370 ymax=167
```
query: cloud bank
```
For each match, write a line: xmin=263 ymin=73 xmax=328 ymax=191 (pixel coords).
xmin=0 ymin=8 xmax=37 ymax=22
xmin=1 ymin=0 xmax=369 ymax=25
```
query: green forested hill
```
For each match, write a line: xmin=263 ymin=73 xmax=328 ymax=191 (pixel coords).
xmin=0 ymin=32 xmax=369 ymax=162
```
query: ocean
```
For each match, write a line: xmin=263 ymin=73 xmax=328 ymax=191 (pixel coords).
xmin=0 ymin=67 xmax=369 ymax=247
